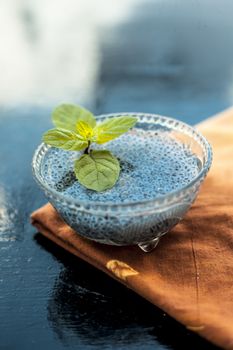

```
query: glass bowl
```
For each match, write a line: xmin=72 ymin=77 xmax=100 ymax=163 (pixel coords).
xmin=32 ymin=113 xmax=212 ymax=252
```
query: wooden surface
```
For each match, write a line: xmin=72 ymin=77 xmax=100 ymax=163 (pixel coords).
xmin=1 ymin=1 xmax=233 ymax=349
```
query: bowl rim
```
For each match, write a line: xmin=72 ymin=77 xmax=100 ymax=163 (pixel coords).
xmin=32 ymin=112 xmax=213 ymax=210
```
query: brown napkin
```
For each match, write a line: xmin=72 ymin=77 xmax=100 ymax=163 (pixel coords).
xmin=31 ymin=108 xmax=233 ymax=350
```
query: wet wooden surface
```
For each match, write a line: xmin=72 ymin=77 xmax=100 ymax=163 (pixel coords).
xmin=1 ymin=1 xmax=232 ymax=349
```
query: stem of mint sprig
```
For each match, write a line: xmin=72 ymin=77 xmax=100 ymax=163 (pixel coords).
xmin=42 ymin=104 xmax=137 ymax=192
xmin=84 ymin=140 xmax=91 ymax=154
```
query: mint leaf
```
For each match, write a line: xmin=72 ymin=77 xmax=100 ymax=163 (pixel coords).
xmin=43 ymin=128 xmax=88 ymax=151
xmin=95 ymin=116 xmax=137 ymax=144
xmin=74 ymin=150 xmax=120 ymax=191
xmin=52 ymin=104 xmax=96 ymax=131
xmin=76 ymin=120 xmax=94 ymax=141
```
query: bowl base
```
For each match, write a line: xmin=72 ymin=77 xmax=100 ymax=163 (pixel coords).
xmin=138 ymin=237 xmax=160 ymax=252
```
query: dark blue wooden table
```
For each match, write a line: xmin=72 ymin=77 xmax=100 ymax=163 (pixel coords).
xmin=1 ymin=1 xmax=232 ymax=349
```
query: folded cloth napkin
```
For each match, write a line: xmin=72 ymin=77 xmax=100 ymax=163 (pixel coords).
xmin=31 ymin=108 xmax=233 ymax=350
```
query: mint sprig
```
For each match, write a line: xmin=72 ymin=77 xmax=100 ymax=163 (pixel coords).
xmin=43 ymin=104 xmax=137 ymax=192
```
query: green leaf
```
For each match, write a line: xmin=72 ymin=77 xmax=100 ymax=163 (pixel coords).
xmin=95 ymin=116 xmax=137 ymax=144
xmin=76 ymin=120 xmax=94 ymax=141
xmin=43 ymin=128 xmax=88 ymax=151
xmin=74 ymin=150 xmax=120 ymax=192
xmin=52 ymin=104 xmax=96 ymax=131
